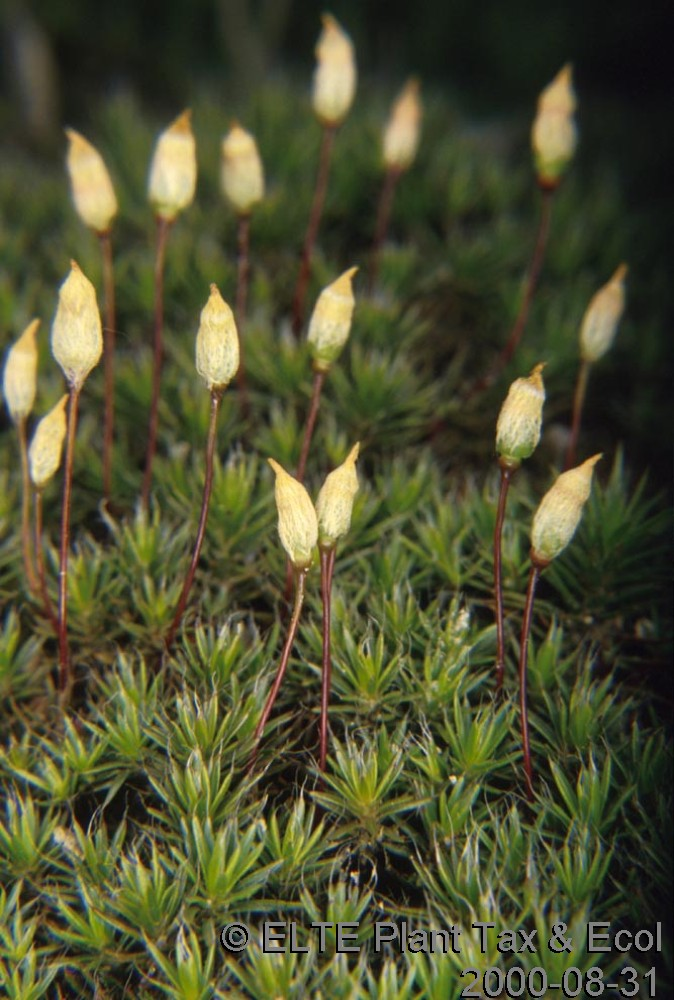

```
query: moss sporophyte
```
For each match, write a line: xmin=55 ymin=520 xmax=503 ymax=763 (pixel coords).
xmin=291 ymin=15 xmax=356 ymax=337
xmin=65 ymin=128 xmax=118 ymax=503
xmin=142 ymin=110 xmax=197 ymax=510
xmin=3 ymin=318 xmax=40 ymax=596
xmin=221 ymin=122 xmax=265 ymax=420
xmin=51 ymin=261 xmax=103 ymax=698
xmin=493 ymin=364 xmax=545 ymax=692
xmin=519 ymin=454 xmax=601 ymax=799
xmin=165 ymin=286 xmax=240 ymax=651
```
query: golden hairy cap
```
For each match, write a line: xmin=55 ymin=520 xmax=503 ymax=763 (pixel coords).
xmin=531 ymin=454 xmax=602 ymax=564
xmin=220 ymin=123 xmax=265 ymax=214
xmin=580 ymin=264 xmax=628 ymax=363
xmin=383 ymin=78 xmax=422 ymax=171
xmin=307 ymin=266 xmax=358 ymax=371
xmin=531 ymin=63 xmax=577 ymax=186
xmin=312 ymin=13 xmax=357 ymax=126
xmin=65 ymin=128 xmax=118 ymax=233
xmin=496 ymin=362 xmax=546 ymax=466
xmin=51 ymin=261 xmax=103 ymax=390
xmin=195 ymin=284 xmax=240 ymax=390
xmin=268 ymin=459 xmax=318 ymax=569
xmin=3 ymin=318 xmax=40 ymax=423
xmin=148 ymin=110 xmax=197 ymax=221
xmin=316 ymin=442 xmax=360 ymax=546
xmin=29 ymin=395 xmax=69 ymax=489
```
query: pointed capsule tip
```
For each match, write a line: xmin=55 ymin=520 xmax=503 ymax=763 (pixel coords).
xmin=172 ymin=109 xmax=193 ymax=132
xmin=612 ymin=263 xmax=628 ymax=283
xmin=19 ymin=318 xmax=41 ymax=345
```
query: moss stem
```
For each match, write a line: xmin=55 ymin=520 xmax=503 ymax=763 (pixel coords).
xmin=249 ymin=567 xmax=308 ymax=772
xmin=34 ymin=488 xmax=58 ymax=631
xmin=518 ymin=558 xmax=546 ymax=801
xmin=141 ymin=216 xmax=172 ymax=510
xmin=291 ymin=124 xmax=336 ymax=337
xmin=499 ymin=186 xmax=554 ymax=369
xmin=564 ymin=358 xmax=590 ymax=471
xmin=466 ymin=187 xmax=554 ymax=400
xmin=165 ymin=389 xmax=222 ymax=650
xmin=494 ymin=463 xmax=515 ymax=692
xmin=297 ymin=369 xmax=326 ymax=485
xmin=235 ymin=212 xmax=252 ymax=421
xmin=369 ymin=166 xmax=401 ymax=292
xmin=319 ymin=544 xmax=336 ymax=771
xmin=57 ymin=385 xmax=81 ymax=699
xmin=99 ymin=229 xmax=116 ymax=504
xmin=17 ymin=416 xmax=38 ymax=595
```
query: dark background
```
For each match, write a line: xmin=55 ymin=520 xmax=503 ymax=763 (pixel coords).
xmin=2 ymin=0 xmax=671 ymax=282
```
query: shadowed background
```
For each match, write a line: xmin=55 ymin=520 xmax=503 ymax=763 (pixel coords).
xmin=1 ymin=0 xmax=672 ymax=483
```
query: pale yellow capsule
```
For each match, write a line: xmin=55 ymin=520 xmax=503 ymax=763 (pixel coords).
xmin=268 ymin=459 xmax=318 ymax=570
xmin=496 ymin=363 xmax=545 ymax=467
xmin=316 ymin=443 xmax=360 ymax=547
xmin=221 ymin=123 xmax=265 ymax=215
xmin=307 ymin=266 xmax=358 ymax=372
xmin=531 ymin=454 xmax=602 ymax=564
xmin=580 ymin=264 xmax=628 ymax=364
xmin=65 ymin=128 xmax=118 ymax=233
xmin=312 ymin=14 xmax=357 ymax=127
xmin=29 ymin=395 xmax=68 ymax=489
xmin=531 ymin=64 xmax=577 ymax=187
xmin=148 ymin=110 xmax=197 ymax=221
xmin=3 ymin=318 xmax=40 ymax=423
xmin=51 ymin=261 xmax=103 ymax=390
xmin=195 ymin=284 xmax=240 ymax=391
xmin=383 ymin=78 xmax=422 ymax=172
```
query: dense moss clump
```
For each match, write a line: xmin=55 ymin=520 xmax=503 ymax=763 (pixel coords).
xmin=0 ymin=75 xmax=671 ymax=998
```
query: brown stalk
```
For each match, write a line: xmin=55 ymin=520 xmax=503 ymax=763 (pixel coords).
xmin=369 ymin=165 xmax=402 ymax=292
xmin=466 ymin=186 xmax=554 ymax=400
xmin=57 ymin=385 xmax=81 ymax=698
xmin=564 ymin=358 xmax=590 ymax=471
xmin=99 ymin=229 xmax=116 ymax=503
xmin=235 ymin=212 xmax=252 ymax=420
xmin=296 ymin=369 xmax=326 ymax=485
xmin=165 ymin=389 xmax=222 ymax=650
xmin=249 ymin=567 xmax=308 ymax=772
xmin=494 ymin=462 xmax=515 ymax=692
xmin=17 ymin=417 xmax=38 ymax=595
xmin=291 ymin=124 xmax=336 ymax=337
xmin=33 ymin=488 xmax=58 ymax=631
xmin=518 ymin=556 xmax=547 ymax=801
xmin=141 ymin=216 xmax=172 ymax=510
xmin=319 ymin=544 xmax=336 ymax=771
